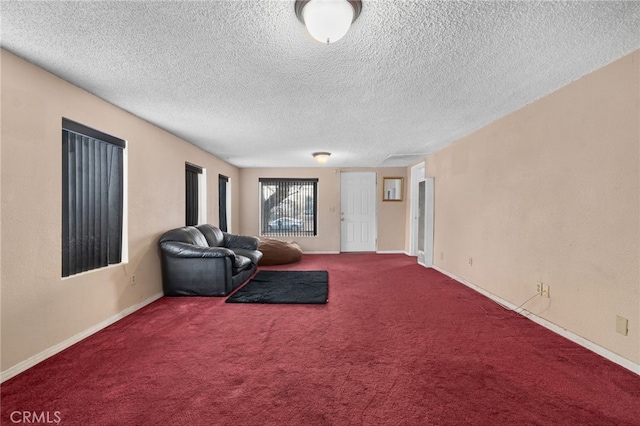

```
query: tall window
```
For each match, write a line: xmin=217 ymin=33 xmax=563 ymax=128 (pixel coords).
xmin=218 ymin=174 xmax=229 ymax=232
xmin=185 ymin=163 xmax=203 ymax=226
xmin=62 ymin=118 xmax=125 ymax=277
xmin=260 ymin=178 xmax=318 ymax=237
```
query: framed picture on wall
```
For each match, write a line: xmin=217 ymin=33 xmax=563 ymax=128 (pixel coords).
xmin=382 ymin=177 xmax=403 ymax=201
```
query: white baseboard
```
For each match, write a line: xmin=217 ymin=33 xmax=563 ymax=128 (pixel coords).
xmin=303 ymin=251 xmax=411 ymax=255
xmin=431 ymin=266 xmax=640 ymax=376
xmin=1 ymin=292 xmax=164 ymax=383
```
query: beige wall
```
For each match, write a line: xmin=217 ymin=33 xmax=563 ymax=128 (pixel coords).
xmin=0 ymin=50 xmax=240 ymax=374
xmin=425 ymin=50 xmax=639 ymax=364
xmin=239 ymin=167 xmax=407 ymax=253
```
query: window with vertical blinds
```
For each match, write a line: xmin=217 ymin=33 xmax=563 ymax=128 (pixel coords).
xmin=185 ymin=163 xmax=202 ymax=226
xmin=62 ymin=118 xmax=125 ymax=277
xmin=259 ymin=178 xmax=318 ymax=237
xmin=219 ymin=174 xmax=229 ymax=232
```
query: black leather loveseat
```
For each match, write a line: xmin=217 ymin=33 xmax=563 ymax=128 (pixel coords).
xmin=158 ymin=224 xmax=262 ymax=296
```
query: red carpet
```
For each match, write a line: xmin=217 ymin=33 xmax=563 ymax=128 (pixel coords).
xmin=2 ymin=254 xmax=639 ymax=425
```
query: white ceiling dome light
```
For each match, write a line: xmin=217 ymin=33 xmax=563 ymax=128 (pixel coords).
xmin=312 ymin=152 xmax=331 ymax=164
xmin=295 ymin=0 xmax=362 ymax=44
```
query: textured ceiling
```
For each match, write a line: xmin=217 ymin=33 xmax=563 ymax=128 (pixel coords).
xmin=2 ymin=1 xmax=639 ymax=168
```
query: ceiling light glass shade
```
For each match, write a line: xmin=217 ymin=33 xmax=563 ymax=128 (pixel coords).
xmin=313 ymin=152 xmax=331 ymax=163
xmin=295 ymin=0 xmax=362 ymax=44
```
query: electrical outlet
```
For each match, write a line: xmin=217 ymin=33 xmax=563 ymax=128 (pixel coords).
xmin=468 ymin=257 xmax=473 ymax=266
xmin=131 ymin=275 xmax=137 ymax=286
xmin=536 ymin=282 xmax=549 ymax=297
xmin=541 ymin=283 xmax=550 ymax=298
xmin=440 ymin=252 xmax=444 ymax=260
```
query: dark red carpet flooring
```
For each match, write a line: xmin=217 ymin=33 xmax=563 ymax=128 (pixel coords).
xmin=2 ymin=254 xmax=639 ymax=425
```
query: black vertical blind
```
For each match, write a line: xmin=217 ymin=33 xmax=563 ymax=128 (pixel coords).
xmin=219 ymin=174 xmax=229 ymax=232
xmin=259 ymin=178 xmax=317 ymax=237
xmin=185 ymin=163 xmax=202 ymax=226
xmin=62 ymin=119 xmax=124 ymax=277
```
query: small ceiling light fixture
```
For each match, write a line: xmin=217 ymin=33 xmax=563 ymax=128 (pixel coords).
xmin=312 ymin=152 xmax=331 ymax=164
xmin=295 ymin=0 xmax=362 ymax=44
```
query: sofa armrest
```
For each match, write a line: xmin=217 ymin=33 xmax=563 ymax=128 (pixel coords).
xmin=160 ymin=242 xmax=235 ymax=258
xmin=224 ymin=233 xmax=260 ymax=250
xmin=231 ymin=248 xmax=263 ymax=265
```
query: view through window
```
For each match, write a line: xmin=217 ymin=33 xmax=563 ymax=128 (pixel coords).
xmin=259 ymin=178 xmax=318 ymax=237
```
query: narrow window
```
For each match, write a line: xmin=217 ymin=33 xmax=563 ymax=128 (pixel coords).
xmin=185 ymin=163 xmax=203 ymax=226
xmin=219 ymin=174 xmax=230 ymax=232
xmin=62 ymin=118 xmax=125 ymax=277
xmin=259 ymin=178 xmax=318 ymax=237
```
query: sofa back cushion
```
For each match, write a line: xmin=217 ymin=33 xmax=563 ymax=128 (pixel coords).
xmin=158 ymin=226 xmax=209 ymax=247
xmin=196 ymin=224 xmax=225 ymax=247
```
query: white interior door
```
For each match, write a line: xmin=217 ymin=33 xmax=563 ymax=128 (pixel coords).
xmin=340 ymin=172 xmax=377 ymax=252
xmin=418 ymin=178 xmax=435 ymax=267
xmin=410 ymin=162 xmax=425 ymax=255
